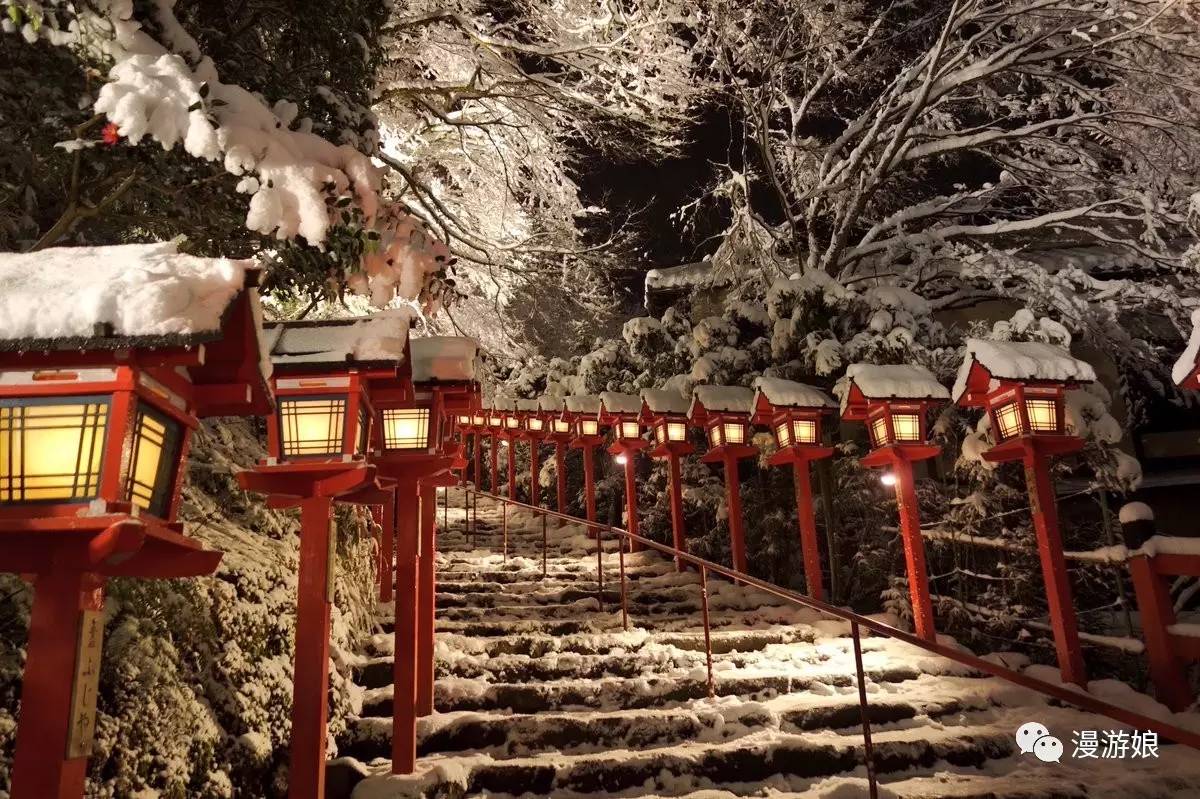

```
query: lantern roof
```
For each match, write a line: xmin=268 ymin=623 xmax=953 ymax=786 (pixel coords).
xmin=837 ymin=363 xmax=949 ymax=416
xmin=265 ymin=309 xmax=412 ymax=372
xmin=539 ymin=394 xmax=565 ymax=412
xmin=410 ymin=335 xmax=478 ymax=384
xmin=1172 ymin=309 xmax=1200 ymax=389
xmin=563 ymin=394 xmax=601 ymax=415
xmin=0 ymin=241 xmax=273 ymax=416
xmin=491 ymin=395 xmax=516 ymax=412
xmin=598 ymin=391 xmax=641 ymax=417
xmin=640 ymin=387 xmax=690 ymax=417
xmin=952 ymin=338 xmax=1095 ymax=404
xmin=688 ymin=384 xmax=755 ymax=422
xmin=752 ymin=376 xmax=836 ymax=411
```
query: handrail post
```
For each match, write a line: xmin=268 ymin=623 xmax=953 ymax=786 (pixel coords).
xmin=851 ymin=621 xmax=879 ymax=799
xmin=699 ymin=564 xmax=714 ymax=698
xmin=541 ymin=510 xmax=548 ymax=579
xmin=502 ymin=501 xmax=509 ymax=563
xmin=618 ymin=534 xmax=629 ymax=632
xmin=596 ymin=525 xmax=606 ymax=611
xmin=444 ymin=486 xmax=449 ymax=530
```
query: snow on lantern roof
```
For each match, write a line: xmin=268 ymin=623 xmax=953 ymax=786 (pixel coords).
xmin=598 ymin=391 xmax=642 ymax=417
xmin=952 ymin=338 xmax=1096 ymax=403
xmin=689 ymin=385 xmax=756 ymax=419
xmin=643 ymin=260 xmax=731 ymax=296
xmin=491 ymin=395 xmax=516 ymax=412
xmin=409 ymin=335 xmax=478 ymax=384
xmin=752 ymin=376 xmax=836 ymax=410
xmin=0 ymin=241 xmax=258 ymax=350
xmin=563 ymin=394 xmax=601 ymax=414
xmin=538 ymin=395 xmax=565 ymax=412
xmin=514 ymin=398 xmax=540 ymax=413
xmin=1172 ymin=309 xmax=1200 ymax=389
xmin=837 ymin=364 xmax=949 ymax=413
xmin=265 ymin=308 xmax=412 ymax=370
xmin=641 ymin=388 xmax=690 ymax=416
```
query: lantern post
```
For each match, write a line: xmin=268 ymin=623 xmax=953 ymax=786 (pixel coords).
xmin=546 ymin=397 xmax=573 ymax=525
xmin=688 ymin=386 xmax=758 ymax=574
xmin=953 ymin=339 xmax=1096 ymax=686
xmin=840 ymin=364 xmax=949 ymax=642
xmin=752 ymin=377 xmax=837 ymax=600
xmin=497 ymin=397 xmax=520 ymax=500
xmin=564 ymin=395 xmax=605 ymax=536
xmin=469 ymin=410 xmax=486 ymax=487
xmin=240 ymin=315 xmax=415 ymax=799
xmin=517 ymin=398 xmax=549 ymax=507
xmin=640 ymin=389 xmax=694 ymax=570
xmin=486 ymin=409 xmax=503 ymax=493
xmin=599 ymin=392 xmax=647 ymax=548
xmin=368 ymin=334 xmax=479 ymax=773
xmin=0 ymin=247 xmax=273 ymax=799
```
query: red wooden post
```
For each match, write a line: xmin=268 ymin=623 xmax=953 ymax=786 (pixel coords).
xmin=722 ymin=452 xmax=748 ymax=574
xmin=792 ymin=460 xmax=824 ymax=601
xmin=506 ymin=437 xmax=517 ymax=500
xmin=473 ymin=432 xmax=483 ymax=488
xmin=622 ymin=452 xmax=641 ymax=551
xmin=555 ymin=441 xmax=568 ymax=527
xmin=375 ymin=496 xmax=396 ymax=603
xmin=391 ymin=479 xmax=420 ymax=774
xmin=417 ymin=485 xmax=437 ymax=717
xmin=667 ymin=454 xmax=687 ymax=571
xmin=583 ymin=446 xmax=598 ymax=533
xmin=286 ymin=496 xmax=336 ymax=799
xmin=1128 ymin=554 xmax=1192 ymax=710
xmin=489 ymin=434 xmax=499 ymax=494
xmin=891 ymin=454 xmax=936 ymax=642
xmin=1023 ymin=441 xmax=1087 ymax=687
xmin=530 ymin=439 xmax=541 ymax=507
xmin=10 ymin=570 xmax=105 ymax=799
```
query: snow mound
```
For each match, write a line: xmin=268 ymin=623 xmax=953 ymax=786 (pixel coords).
xmin=837 ymin=364 xmax=949 ymax=410
xmin=1172 ymin=308 xmax=1200 ymax=387
xmin=0 ymin=242 xmax=252 ymax=343
xmin=644 ymin=261 xmax=730 ymax=294
xmin=752 ymin=376 xmax=836 ymax=409
xmin=690 ymin=385 xmax=755 ymax=415
xmin=952 ymin=338 xmax=1096 ymax=401
xmin=1118 ymin=502 xmax=1154 ymax=524
xmin=410 ymin=336 xmax=478 ymax=383
xmin=564 ymin=394 xmax=602 ymax=414
xmin=641 ymin=388 xmax=690 ymax=416
xmin=599 ymin=391 xmax=642 ymax=415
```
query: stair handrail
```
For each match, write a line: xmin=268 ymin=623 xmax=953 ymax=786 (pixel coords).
xmin=456 ymin=486 xmax=1200 ymax=793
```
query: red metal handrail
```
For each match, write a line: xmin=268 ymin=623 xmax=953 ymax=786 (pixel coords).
xmin=456 ymin=487 xmax=1200 ymax=797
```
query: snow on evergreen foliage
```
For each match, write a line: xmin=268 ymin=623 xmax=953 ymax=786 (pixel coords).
xmin=0 ymin=419 xmax=377 ymax=797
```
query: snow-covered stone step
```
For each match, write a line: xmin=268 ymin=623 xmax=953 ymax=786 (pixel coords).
xmin=342 ymin=675 xmax=1019 ymax=763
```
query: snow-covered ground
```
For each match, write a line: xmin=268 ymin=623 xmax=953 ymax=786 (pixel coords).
xmin=333 ymin=492 xmax=1200 ymax=799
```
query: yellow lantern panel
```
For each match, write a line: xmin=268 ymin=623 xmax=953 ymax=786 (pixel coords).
xmin=553 ymin=419 xmax=571 ymax=434
xmin=528 ymin=418 xmax=545 ymax=432
xmin=792 ymin=419 xmax=817 ymax=445
xmin=654 ymin=424 xmax=666 ymax=444
xmin=709 ymin=425 xmax=724 ymax=447
xmin=666 ymin=422 xmax=687 ymax=442
xmin=382 ymin=408 xmax=430 ymax=450
xmin=280 ymin=397 xmax=347 ymax=457
xmin=472 ymin=414 xmax=486 ymax=426
xmin=1026 ymin=398 xmax=1058 ymax=433
xmin=505 ymin=416 xmax=519 ymax=429
xmin=619 ymin=421 xmax=640 ymax=439
xmin=775 ymin=422 xmax=791 ymax=446
xmin=488 ymin=416 xmax=502 ymax=427
xmin=125 ymin=404 xmax=182 ymax=518
xmin=994 ymin=401 xmax=1022 ymax=440
xmin=891 ymin=413 xmax=921 ymax=442
xmin=580 ymin=420 xmax=599 ymax=436
xmin=869 ymin=417 xmax=889 ymax=448
xmin=0 ymin=399 xmax=108 ymax=501
xmin=722 ymin=423 xmax=745 ymax=445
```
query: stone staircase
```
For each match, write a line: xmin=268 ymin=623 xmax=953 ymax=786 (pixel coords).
xmin=331 ymin=490 xmax=1200 ymax=799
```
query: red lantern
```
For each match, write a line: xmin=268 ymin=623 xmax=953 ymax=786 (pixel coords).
xmin=563 ymin=395 xmax=604 ymax=533
xmin=840 ymin=364 xmax=949 ymax=641
xmin=689 ymin=386 xmax=757 ymax=574
xmin=516 ymin=397 xmax=547 ymax=506
xmin=752 ymin=377 xmax=836 ymax=600
xmin=542 ymin=396 xmax=572 ymax=523
xmin=0 ymin=248 xmax=271 ymax=799
xmin=640 ymin=388 xmax=693 ymax=571
xmin=954 ymin=338 xmax=1095 ymax=686
xmin=599 ymin=392 xmax=646 ymax=547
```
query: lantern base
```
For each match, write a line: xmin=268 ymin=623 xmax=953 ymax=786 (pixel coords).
xmin=700 ymin=444 xmax=758 ymax=464
xmin=768 ymin=445 xmax=835 ymax=467
xmin=859 ymin=443 xmax=940 ymax=468
xmin=608 ymin=440 xmax=650 ymax=456
xmin=981 ymin=434 xmax=1084 ymax=463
